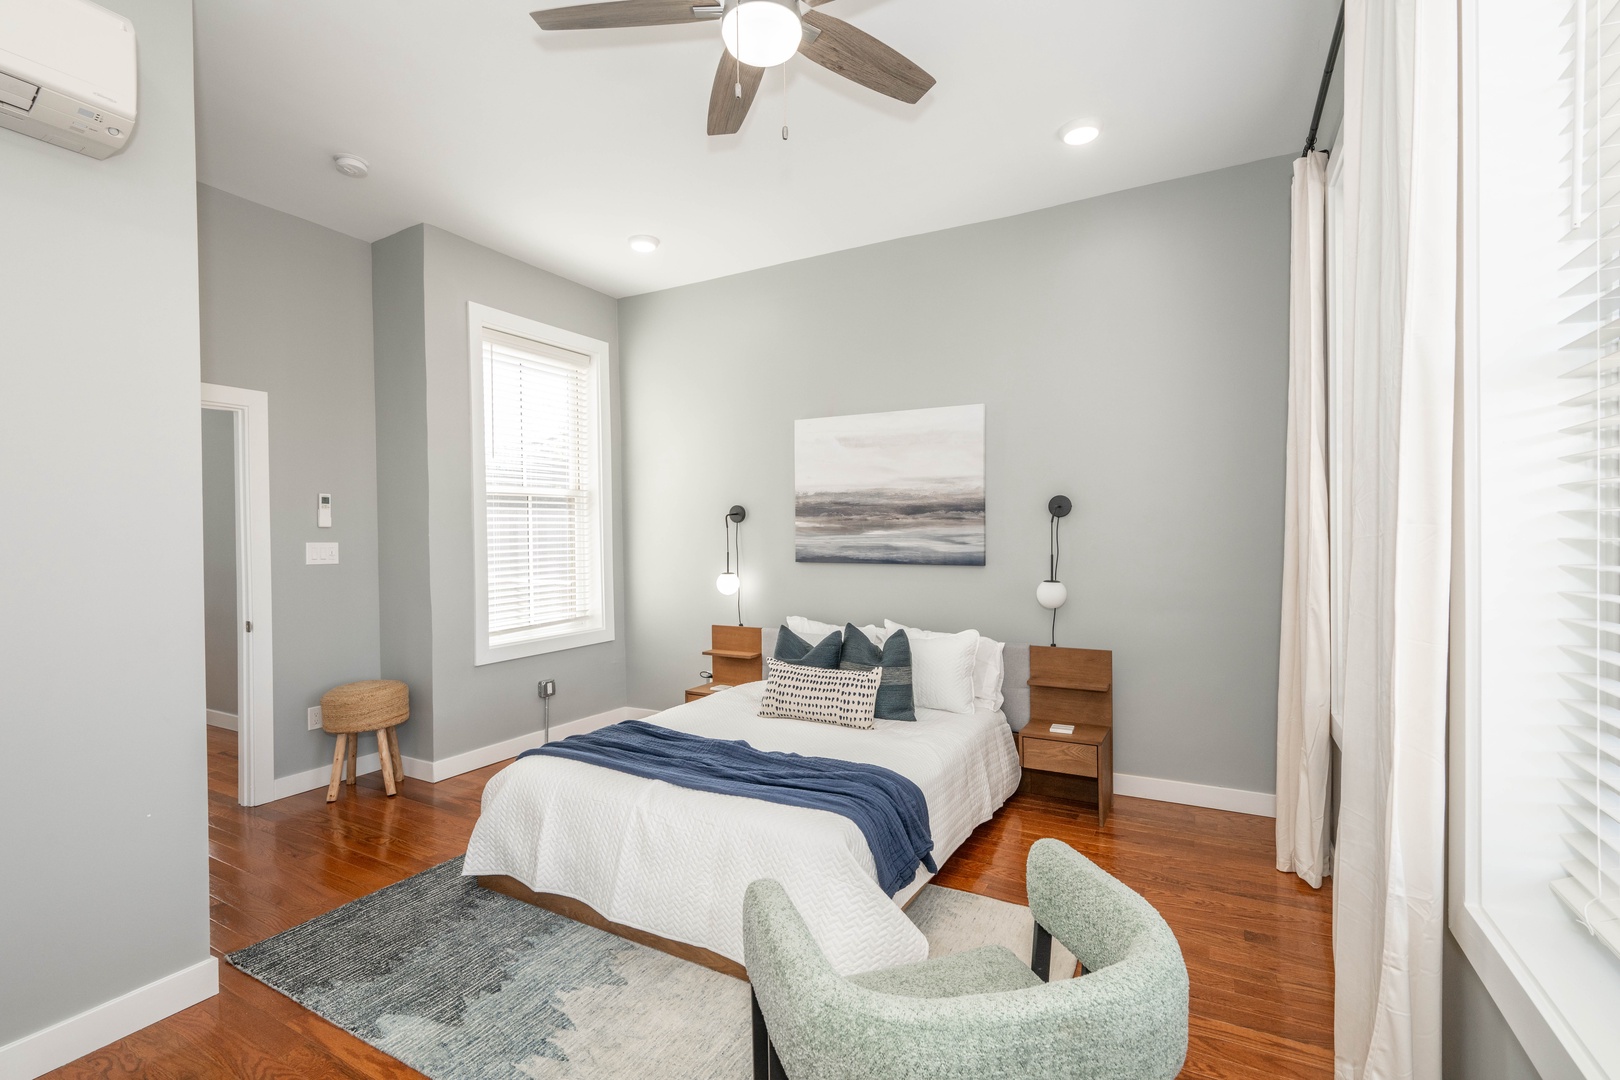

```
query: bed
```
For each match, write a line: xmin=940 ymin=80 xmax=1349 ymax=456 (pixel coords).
xmin=462 ymin=652 xmax=1029 ymax=978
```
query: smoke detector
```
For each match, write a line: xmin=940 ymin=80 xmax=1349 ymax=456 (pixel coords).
xmin=333 ymin=154 xmax=369 ymax=179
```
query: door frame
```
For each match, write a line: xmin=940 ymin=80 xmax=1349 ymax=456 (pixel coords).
xmin=202 ymin=383 xmax=275 ymax=806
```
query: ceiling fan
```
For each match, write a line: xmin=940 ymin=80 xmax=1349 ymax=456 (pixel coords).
xmin=529 ymin=0 xmax=936 ymax=136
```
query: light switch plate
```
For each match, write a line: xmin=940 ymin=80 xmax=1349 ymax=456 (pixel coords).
xmin=308 ymin=705 xmax=323 ymax=730
xmin=306 ymin=542 xmax=339 ymax=565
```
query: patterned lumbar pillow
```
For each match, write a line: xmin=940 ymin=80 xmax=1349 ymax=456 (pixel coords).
xmin=773 ymin=625 xmax=844 ymax=669
xmin=839 ymin=623 xmax=915 ymax=722
xmin=758 ymin=659 xmax=881 ymax=730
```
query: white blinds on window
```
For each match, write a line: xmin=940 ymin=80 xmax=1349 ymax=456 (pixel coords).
xmin=481 ymin=327 xmax=598 ymax=646
xmin=1555 ymin=0 xmax=1620 ymax=959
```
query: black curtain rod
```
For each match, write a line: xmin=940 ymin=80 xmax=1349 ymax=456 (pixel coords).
xmin=1302 ymin=4 xmax=1345 ymax=157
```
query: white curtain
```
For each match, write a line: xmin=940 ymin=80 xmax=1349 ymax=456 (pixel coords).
xmin=1331 ymin=0 xmax=1458 ymax=1076
xmin=1277 ymin=150 xmax=1334 ymax=890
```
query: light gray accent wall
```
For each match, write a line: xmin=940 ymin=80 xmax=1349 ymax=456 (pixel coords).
xmin=198 ymin=184 xmax=383 ymax=777
xmin=0 ymin=0 xmax=210 ymax=1044
xmin=1444 ymin=933 xmax=1543 ymax=1080
xmin=202 ymin=408 xmax=239 ymax=715
xmin=620 ymin=155 xmax=1291 ymax=796
xmin=418 ymin=225 xmax=626 ymax=758
xmin=372 ymin=226 xmax=437 ymax=760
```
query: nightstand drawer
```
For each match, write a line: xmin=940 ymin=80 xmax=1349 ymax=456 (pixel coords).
xmin=1023 ymin=738 xmax=1098 ymax=777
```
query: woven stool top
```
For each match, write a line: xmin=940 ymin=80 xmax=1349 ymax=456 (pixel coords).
xmin=321 ymin=679 xmax=409 ymax=733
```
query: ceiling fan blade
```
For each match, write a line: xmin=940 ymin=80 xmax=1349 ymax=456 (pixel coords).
xmin=531 ymin=0 xmax=705 ymax=31
xmin=799 ymin=10 xmax=935 ymax=104
xmin=708 ymin=50 xmax=764 ymax=136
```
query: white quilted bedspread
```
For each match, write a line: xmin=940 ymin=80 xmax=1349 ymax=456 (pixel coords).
xmin=461 ymin=682 xmax=1022 ymax=976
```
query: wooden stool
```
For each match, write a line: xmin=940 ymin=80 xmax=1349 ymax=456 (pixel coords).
xmin=322 ymin=679 xmax=408 ymax=802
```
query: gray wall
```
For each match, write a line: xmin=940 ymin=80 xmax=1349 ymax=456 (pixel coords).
xmin=1444 ymin=933 xmax=1543 ymax=1079
xmin=0 ymin=0 xmax=211 ymax=1045
xmin=619 ymin=155 xmax=1291 ymax=796
xmin=372 ymin=227 xmax=438 ymax=760
xmin=372 ymin=225 xmax=627 ymax=762
xmin=202 ymin=408 xmax=239 ymax=715
xmin=198 ymin=184 xmax=383 ymax=777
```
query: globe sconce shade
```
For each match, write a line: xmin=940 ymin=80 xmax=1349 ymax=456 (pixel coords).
xmin=1036 ymin=580 xmax=1068 ymax=610
xmin=716 ymin=572 xmax=741 ymax=596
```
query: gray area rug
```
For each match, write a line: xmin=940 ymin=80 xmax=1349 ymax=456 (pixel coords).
xmin=227 ymin=858 xmax=1075 ymax=1079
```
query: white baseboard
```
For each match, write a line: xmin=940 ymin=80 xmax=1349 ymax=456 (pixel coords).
xmin=417 ymin=706 xmax=656 ymax=783
xmin=0 ymin=956 xmax=217 ymax=1080
xmin=204 ymin=709 xmax=237 ymax=731
xmin=1115 ymin=773 xmax=1276 ymax=818
xmin=268 ymin=706 xmax=658 ymax=801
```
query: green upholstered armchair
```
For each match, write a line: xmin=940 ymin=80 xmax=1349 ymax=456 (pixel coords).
xmin=743 ymin=837 xmax=1189 ymax=1080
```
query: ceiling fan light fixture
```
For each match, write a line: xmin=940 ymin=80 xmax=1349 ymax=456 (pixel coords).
xmin=1060 ymin=120 xmax=1103 ymax=147
xmin=721 ymin=0 xmax=803 ymax=69
xmin=628 ymin=234 xmax=661 ymax=254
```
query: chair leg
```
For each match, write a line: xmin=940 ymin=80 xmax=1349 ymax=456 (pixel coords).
xmin=378 ymin=730 xmax=398 ymax=796
xmin=326 ymin=734 xmax=346 ymax=803
xmin=347 ymin=735 xmax=357 ymax=786
xmin=751 ymin=989 xmax=769 ymax=1080
xmin=1031 ymin=921 xmax=1053 ymax=982
xmin=387 ymin=725 xmax=403 ymax=782
xmin=767 ymin=1041 xmax=788 ymax=1080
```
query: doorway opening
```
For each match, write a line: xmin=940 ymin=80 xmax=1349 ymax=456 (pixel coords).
xmin=201 ymin=383 xmax=275 ymax=805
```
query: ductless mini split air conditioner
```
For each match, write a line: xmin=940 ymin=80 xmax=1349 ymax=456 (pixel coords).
xmin=0 ymin=0 xmax=136 ymax=159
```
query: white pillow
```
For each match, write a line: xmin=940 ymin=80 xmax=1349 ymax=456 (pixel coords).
xmin=974 ymin=636 xmax=1006 ymax=713
xmin=786 ymin=616 xmax=885 ymax=646
xmin=884 ymin=620 xmax=979 ymax=715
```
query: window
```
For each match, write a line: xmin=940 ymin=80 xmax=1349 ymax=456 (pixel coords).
xmin=1553 ymin=0 xmax=1620 ymax=962
xmin=1452 ymin=0 xmax=1620 ymax=1074
xmin=469 ymin=303 xmax=613 ymax=664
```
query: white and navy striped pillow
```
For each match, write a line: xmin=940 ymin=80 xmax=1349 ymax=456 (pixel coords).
xmin=758 ymin=659 xmax=881 ymax=730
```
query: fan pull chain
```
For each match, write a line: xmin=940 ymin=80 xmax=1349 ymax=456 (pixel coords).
xmin=782 ymin=64 xmax=789 ymax=140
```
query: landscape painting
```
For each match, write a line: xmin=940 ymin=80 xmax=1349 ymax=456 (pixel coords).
xmin=794 ymin=404 xmax=986 ymax=565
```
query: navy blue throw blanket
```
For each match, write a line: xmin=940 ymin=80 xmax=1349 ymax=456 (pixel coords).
xmin=519 ymin=720 xmax=936 ymax=896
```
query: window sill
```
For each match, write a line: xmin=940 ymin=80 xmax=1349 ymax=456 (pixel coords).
xmin=1451 ymin=900 xmax=1613 ymax=1080
xmin=474 ymin=625 xmax=615 ymax=666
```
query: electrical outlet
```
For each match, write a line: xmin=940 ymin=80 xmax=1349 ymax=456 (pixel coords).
xmin=538 ymin=679 xmax=556 ymax=699
xmin=308 ymin=705 xmax=322 ymax=730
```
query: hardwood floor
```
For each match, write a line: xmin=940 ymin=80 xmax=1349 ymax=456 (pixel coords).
xmin=45 ymin=725 xmax=1331 ymax=1079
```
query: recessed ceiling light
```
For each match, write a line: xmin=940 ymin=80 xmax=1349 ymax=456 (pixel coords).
xmin=1059 ymin=121 xmax=1102 ymax=147
xmin=629 ymin=235 xmax=661 ymax=254
xmin=333 ymin=154 xmax=369 ymax=178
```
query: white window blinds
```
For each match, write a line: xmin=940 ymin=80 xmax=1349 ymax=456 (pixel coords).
xmin=1555 ymin=0 xmax=1620 ymax=958
xmin=481 ymin=326 xmax=602 ymax=648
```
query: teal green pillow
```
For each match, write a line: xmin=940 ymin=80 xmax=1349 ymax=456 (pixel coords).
xmin=774 ymin=626 xmax=843 ymax=669
xmin=840 ymin=625 xmax=915 ymax=721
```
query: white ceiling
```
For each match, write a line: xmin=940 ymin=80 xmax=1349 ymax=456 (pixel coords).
xmin=194 ymin=0 xmax=1340 ymax=299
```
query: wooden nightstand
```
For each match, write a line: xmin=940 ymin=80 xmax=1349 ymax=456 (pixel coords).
xmin=685 ymin=625 xmax=762 ymax=703
xmin=1016 ymin=646 xmax=1114 ymax=825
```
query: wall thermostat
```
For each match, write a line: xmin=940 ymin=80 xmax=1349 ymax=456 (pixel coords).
xmin=318 ymin=493 xmax=332 ymax=528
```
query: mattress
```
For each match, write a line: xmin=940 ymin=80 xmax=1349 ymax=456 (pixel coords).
xmin=462 ymin=681 xmax=1022 ymax=975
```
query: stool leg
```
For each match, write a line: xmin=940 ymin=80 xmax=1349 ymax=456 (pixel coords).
xmin=326 ymin=734 xmax=346 ymax=803
xmin=378 ymin=730 xmax=397 ymax=796
xmin=387 ymin=726 xmax=403 ymax=784
xmin=347 ymin=735 xmax=357 ymax=786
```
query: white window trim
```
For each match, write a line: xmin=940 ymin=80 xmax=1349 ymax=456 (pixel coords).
xmin=467 ymin=301 xmax=615 ymax=665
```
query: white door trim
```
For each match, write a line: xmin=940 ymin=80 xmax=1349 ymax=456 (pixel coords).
xmin=201 ymin=383 xmax=275 ymax=807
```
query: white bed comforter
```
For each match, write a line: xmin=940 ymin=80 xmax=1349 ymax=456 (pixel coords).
xmin=462 ymin=682 xmax=1022 ymax=975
